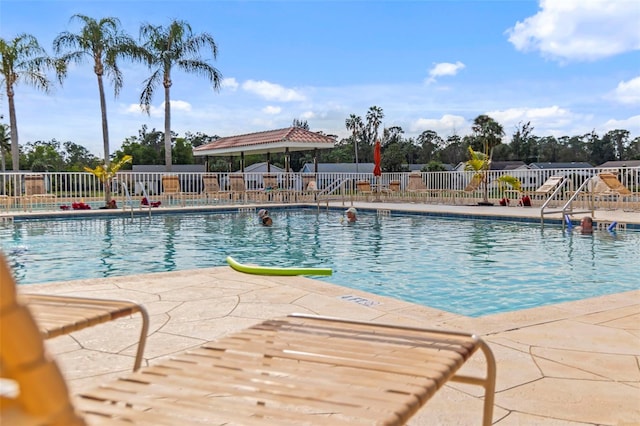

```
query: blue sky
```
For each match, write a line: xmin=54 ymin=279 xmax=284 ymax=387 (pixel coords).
xmin=1 ymin=0 xmax=639 ymax=157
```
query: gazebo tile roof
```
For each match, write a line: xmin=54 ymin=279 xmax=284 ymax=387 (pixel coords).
xmin=194 ymin=127 xmax=335 ymax=152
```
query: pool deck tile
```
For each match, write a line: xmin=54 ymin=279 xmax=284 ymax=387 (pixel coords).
xmin=9 ymin=202 xmax=640 ymax=425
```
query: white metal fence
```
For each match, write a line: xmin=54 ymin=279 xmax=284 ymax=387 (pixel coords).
xmin=1 ymin=167 xmax=638 ymax=212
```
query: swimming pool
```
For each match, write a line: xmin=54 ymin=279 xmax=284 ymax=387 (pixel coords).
xmin=2 ymin=209 xmax=638 ymax=317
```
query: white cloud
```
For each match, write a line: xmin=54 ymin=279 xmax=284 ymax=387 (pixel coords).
xmin=242 ymin=80 xmax=306 ymax=102
xmin=484 ymin=106 xmax=598 ymax=139
xmin=221 ymin=77 xmax=239 ymax=91
xmin=611 ymin=76 xmax=640 ymax=104
xmin=603 ymin=115 xmax=640 ymax=134
xmin=410 ymin=114 xmax=469 ymax=135
xmin=170 ymin=100 xmax=192 ymax=112
xmin=426 ymin=61 xmax=465 ymax=84
xmin=262 ymin=105 xmax=281 ymax=114
xmin=506 ymin=0 xmax=640 ymax=62
xmin=125 ymin=104 xmax=146 ymax=114
xmin=124 ymin=100 xmax=191 ymax=118
xmin=488 ymin=105 xmax=571 ymax=123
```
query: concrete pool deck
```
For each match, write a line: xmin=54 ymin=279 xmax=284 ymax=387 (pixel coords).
xmin=8 ymin=202 xmax=640 ymax=425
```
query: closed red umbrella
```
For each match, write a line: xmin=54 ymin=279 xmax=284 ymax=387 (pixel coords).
xmin=373 ymin=140 xmax=381 ymax=176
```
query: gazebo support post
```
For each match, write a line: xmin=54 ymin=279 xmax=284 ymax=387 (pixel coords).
xmin=314 ymin=148 xmax=318 ymax=175
xmin=285 ymin=147 xmax=290 ymax=173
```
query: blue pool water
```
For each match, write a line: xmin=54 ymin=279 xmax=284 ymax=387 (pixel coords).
xmin=1 ymin=209 xmax=638 ymax=317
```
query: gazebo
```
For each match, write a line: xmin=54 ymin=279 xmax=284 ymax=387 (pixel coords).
xmin=193 ymin=127 xmax=337 ymax=173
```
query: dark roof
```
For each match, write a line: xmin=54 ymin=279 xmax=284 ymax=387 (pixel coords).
xmin=406 ymin=164 xmax=455 ymax=171
xmin=300 ymin=163 xmax=375 ymax=173
xmin=193 ymin=127 xmax=336 ymax=157
xmin=132 ymin=165 xmax=206 ymax=172
xmin=241 ymin=162 xmax=285 ymax=173
xmin=598 ymin=160 xmax=640 ymax=168
xmin=529 ymin=162 xmax=593 ymax=169
xmin=490 ymin=161 xmax=528 ymax=171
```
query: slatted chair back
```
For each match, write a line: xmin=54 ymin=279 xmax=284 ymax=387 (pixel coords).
xmin=0 ymin=253 xmax=85 ymax=425
xmin=598 ymin=173 xmax=632 ymax=195
xmin=464 ymin=173 xmax=484 ymax=192
xmin=24 ymin=175 xmax=47 ymax=196
xmin=534 ymin=175 xmax=565 ymax=195
xmin=202 ymin=173 xmax=221 ymax=193
xmin=407 ymin=171 xmax=427 ymax=190
xmin=161 ymin=175 xmax=181 ymax=194
xmin=263 ymin=173 xmax=278 ymax=189
xmin=229 ymin=174 xmax=246 ymax=192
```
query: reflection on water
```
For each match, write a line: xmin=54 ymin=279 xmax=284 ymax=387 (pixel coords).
xmin=1 ymin=211 xmax=638 ymax=317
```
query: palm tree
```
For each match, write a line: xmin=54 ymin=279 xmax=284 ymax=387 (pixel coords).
xmin=464 ymin=146 xmax=491 ymax=204
xmin=345 ymin=114 xmax=363 ymax=172
xmin=54 ymin=15 xmax=143 ymax=206
xmin=0 ymin=34 xmax=64 ymax=171
xmin=139 ymin=19 xmax=222 ymax=171
xmin=365 ymin=106 xmax=384 ymax=146
xmin=54 ymin=15 xmax=143 ymax=170
xmin=466 ymin=115 xmax=506 ymax=204
xmin=471 ymin=114 xmax=504 ymax=158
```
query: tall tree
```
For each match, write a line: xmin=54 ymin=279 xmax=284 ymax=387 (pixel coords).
xmin=538 ymin=136 xmax=560 ymax=162
xmin=588 ymin=130 xmax=615 ymax=165
xmin=365 ymin=106 xmax=384 ymax=146
xmin=62 ymin=141 xmax=99 ymax=171
xmin=54 ymin=14 xmax=143 ymax=205
xmin=510 ymin=121 xmax=534 ymax=161
xmin=416 ymin=130 xmax=444 ymax=163
xmin=291 ymin=118 xmax=309 ymax=130
xmin=604 ymin=129 xmax=630 ymax=161
xmin=468 ymin=115 xmax=504 ymax=204
xmin=0 ymin=34 xmax=63 ymax=170
xmin=470 ymin=114 xmax=504 ymax=157
xmin=139 ymin=19 xmax=223 ymax=170
xmin=439 ymin=134 xmax=466 ymax=165
xmin=345 ymin=114 xmax=364 ymax=171
xmin=23 ymin=140 xmax=64 ymax=171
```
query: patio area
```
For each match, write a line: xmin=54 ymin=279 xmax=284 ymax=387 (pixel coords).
xmin=8 ymin=202 xmax=640 ymax=425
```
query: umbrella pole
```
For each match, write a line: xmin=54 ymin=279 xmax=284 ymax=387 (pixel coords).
xmin=375 ymin=175 xmax=381 ymax=202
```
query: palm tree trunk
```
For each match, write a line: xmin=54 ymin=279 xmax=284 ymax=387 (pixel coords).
xmin=8 ymin=90 xmax=19 ymax=171
xmin=97 ymin=74 xmax=112 ymax=205
xmin=164 ymin=84 xmax=172 ymax=171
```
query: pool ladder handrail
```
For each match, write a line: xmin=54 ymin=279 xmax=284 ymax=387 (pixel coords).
xmin=120 ymin=181 xmax=152 ymax=218
xmin=316 ymin=178 xmax=351 ymax=210
xmin=540 ymin=177 xmax=594 ymax=229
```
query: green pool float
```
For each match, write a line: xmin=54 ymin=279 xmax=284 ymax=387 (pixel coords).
xmin=226 ymin=256 xmax=332 ymax=276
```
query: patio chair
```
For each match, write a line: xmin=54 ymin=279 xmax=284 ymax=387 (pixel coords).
xmin=0 ymin=194 xmax=11 ymax=211
xmin=597 ymin=172 xmax=640 ymax=210
xmin=228 ymin=174 xmax=262 ymax=202
xmin=406 ymin=171 xmax=431 ymax=199
xmin=202 ymin=173 xmax=229 ymax=203
xmin=161 ymin=175 xmax=185 ymax=206
xmin=381 ymin=179 xmax=401 ymax=201
xmin=523 ymin=175 xmax=566 ymax=205
xmin=1 ymin=252 xmax=496 ymax=426
xmin=356 ymin=180 xmax=374 ymax=201
xmin=262 ymin=173 xmax=281 ymax=202
xmin=448 ymin=174 xmax=483 ymax=204
xmin=18 ymin=293 xmax=149 ymax=372
xmin=23 ymin=174 xmax=56 ymax=211
xmin=229 ymin=173 xmax=247 ymax=202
